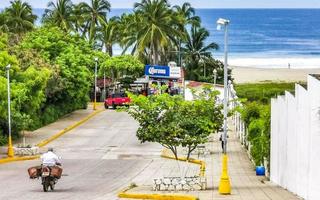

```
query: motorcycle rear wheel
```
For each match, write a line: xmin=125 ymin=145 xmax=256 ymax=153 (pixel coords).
xmin=43 ymin=182 xmax=49 ymax=192
xmin=50 ymin=183 xmax=55 ymax=191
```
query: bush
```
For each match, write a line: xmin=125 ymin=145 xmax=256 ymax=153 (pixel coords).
xmin=0 ymin=133 xmax=7 ymax=146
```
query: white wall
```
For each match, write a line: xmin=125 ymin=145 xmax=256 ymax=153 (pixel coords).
xmin=270 ymin=75 xmax=320 ymax=200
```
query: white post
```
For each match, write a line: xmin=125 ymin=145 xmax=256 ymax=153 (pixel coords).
xmin=223 ymin=23 xmax=229 ymax=154
xmin=6 ymin=64 xmax=14 ymax=157
xmin=94 ymin=58 xmax=98 ymax=110
xmin=7 ymin=65 xmax=11 ymax=141
xmin=103 ymin=70 xmax=106 ymax=99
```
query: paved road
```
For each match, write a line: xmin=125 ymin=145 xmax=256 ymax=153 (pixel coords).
xmin=0 ymin=110 xmax=162 ymax=200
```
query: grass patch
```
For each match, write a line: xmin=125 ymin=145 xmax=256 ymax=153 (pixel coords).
xmin=234 ymin=82 xmax=302 ymax=104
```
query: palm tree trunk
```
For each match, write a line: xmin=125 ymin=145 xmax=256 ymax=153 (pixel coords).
xmin=153 ymin=43 xmax=158 ymax=65
xmin=107 ymin=44 xmax=113 ymax=57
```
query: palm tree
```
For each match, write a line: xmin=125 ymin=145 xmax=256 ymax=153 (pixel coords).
xmin=173 ymin=2 xmax=200 ymax=28
xmin=122 ymin=0 xmax=183 ymax=65
xmin=99 ymin=16 xmax=120 ymax=56
xmin=42 ymin=0 xmax=73 ymax=32
xmin=70 ymin=3 xmax=87 ymax=36
xmin=79 ymin=0 xmax=111 ymax=45
xmin=170 ymin=2 xmax=200 ymax=65
xmin=4 ymin=0 xmax=37 ymax=34
xmin=182 ymin=25 xmax=219 ymax=80
xmin=0 ymin=12 xmax=9 ymax=33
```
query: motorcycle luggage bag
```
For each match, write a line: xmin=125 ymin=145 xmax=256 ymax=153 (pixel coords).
xmin=28 ymin=166 xmax=41 ymax=179
xmin=51 ymin=166 xmax=63 ymax=179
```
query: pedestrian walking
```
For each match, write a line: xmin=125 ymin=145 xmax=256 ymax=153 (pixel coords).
xmin=219 ymin=134 xmax=224 ymax=152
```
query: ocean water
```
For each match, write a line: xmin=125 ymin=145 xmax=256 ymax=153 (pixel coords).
xmin=32 ymin=8 xmax=320 ymax=68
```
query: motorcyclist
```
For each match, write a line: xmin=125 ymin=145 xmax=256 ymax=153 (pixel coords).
xmin=40 ymin=147 xmax=62 ymax=191
xmin=41 ymin=147 xmax=61 ymax=166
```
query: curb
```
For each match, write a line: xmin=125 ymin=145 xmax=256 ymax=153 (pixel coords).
xmin=0 ymin=155 xmax=40 ymax=164
xmin=161 ymin=149 xmax=206 ymax=177
xmin=37 ymin=109 xmax=104 ymax=147
xmin=118 ymin=192 xmax=197 ymax=200
xmin=118 ymin=187 xmax=197 ymax=200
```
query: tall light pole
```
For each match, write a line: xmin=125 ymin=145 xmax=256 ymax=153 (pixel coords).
xmin=103 ymin=70 xmax=106 ymax=100
xmin=217 ymin=17 xmax=231 ymax=195
xmin=6 ymin=64 xmax=14 ymax=157
xmin=93 ymin=57 xmax=98 ymax=110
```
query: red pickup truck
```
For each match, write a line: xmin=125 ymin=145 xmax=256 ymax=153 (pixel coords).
xmin=104 ymin=93 xmax=130 ymax=109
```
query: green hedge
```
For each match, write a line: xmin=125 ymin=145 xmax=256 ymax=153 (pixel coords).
xmin=236 ymin=82 xmax=297 ymax=166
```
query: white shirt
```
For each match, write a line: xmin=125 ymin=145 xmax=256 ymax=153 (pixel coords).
xmin=41 ymin=151 xmax=61 ymax=166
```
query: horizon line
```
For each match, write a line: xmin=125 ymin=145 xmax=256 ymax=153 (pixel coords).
xmin=2 ymin=7 xmax=320 ymax=9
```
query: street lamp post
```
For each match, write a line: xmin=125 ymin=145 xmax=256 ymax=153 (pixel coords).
xmin=103 ymin=70 xmax=106 ymax=100
xmin=93 ymin=58 xmax=98 ymax=110
xmin=6 ymin=64 xmax=14 ymax=157
xmin=217 ymin=17 xmax=231 ymax=195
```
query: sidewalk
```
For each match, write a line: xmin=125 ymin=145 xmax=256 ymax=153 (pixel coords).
xmin=121 ymin=122 xmax=301 ymax=200
xmin=0 ymin=103 xmax=104 ymax=159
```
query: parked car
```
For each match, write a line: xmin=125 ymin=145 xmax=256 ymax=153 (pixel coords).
xmin=104 ymin=93 xmax=130 ymax=109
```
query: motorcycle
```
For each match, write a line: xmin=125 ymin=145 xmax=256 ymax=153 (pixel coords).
xmin=40 ymin=164 xmax=62 ymax=192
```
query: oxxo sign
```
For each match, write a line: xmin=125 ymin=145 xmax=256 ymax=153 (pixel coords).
xmin=145 ymin=65 xmax=181 ymax=78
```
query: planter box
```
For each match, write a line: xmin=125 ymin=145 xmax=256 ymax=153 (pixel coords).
xmin=14 ymin=147 xmax=40 ymax=156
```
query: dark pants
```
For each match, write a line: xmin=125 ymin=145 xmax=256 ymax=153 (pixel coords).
xmin=221 ymin=141 xmax=224 ymax=152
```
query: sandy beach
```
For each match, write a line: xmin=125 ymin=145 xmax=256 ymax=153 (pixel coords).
xmin=232 ymin=66 xmax=320 ymax=83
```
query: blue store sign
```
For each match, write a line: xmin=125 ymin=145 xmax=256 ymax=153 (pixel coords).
xmin=145 ymin=65 xmax=170 ymax=78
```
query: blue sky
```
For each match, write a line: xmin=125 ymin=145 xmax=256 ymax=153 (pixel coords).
xmin=1 ymin=0 xmax=320 ymax=8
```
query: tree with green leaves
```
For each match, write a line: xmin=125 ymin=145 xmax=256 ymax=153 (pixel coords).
xmin=100 ymin=55 xmax=144 ymax=91
xmin=0 ymin=0 xmax=37 ymax=43
xmin=127 ymin=86 xmax=223 ymax=160
xmin=173 ymin=2 xmax=200 ymax=33
xmin=79 ymin=0 xmax=111 ymax=45
xmin=182 ymin=25 xmax=219 ymax=80
xmin=19 ymin=26 xmax=97 ymax=126
xmin=42 ymin=0 xmax=73 ymax=32
xmin=121 ymin=0 xmax=183 ymax=65
xmin=99 ymin=16 xmax=120 ymax=56
xmin=0 ymin=35 xmax=50 ymax=139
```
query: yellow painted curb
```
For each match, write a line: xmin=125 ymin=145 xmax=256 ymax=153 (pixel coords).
xmin=161 ymin=149 xmax=206 ymax=177
xmin=37 ymin=109 xmax=104 ymax=147
xmin=118 ymin=187 xmax=197 ymax=200
xmin=0 ymin=155 xmax=40 ymax=164
xmin=118 ymin=192 xmax=197 ymax=200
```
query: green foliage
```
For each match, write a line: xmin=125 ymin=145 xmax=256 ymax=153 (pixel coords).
xmin=197 ymin=59 xmax=233 ymax=84
xmin=235 ymin=82 xmax=297 ymax=166
xmin=128 ymin=87 xmax=223 ymax=159
xmin=101 ymin=55 xmax=143 ymax=77
xmin=0 ymin=134 xmax=7 ymax=146
xmin=0 ymin=0 xmax=37 ymax=34
xmin=235 ymin=82 xmax=296 ymax=104
xmin=0 ymin=38 xmax=50 ymax=138
xmin=19 ymin=26 xmax=96 ymax=126
xmin=240 ymin=103 xmax=270 ymax=166
xmin=240 ymin=102 xmax=262 ymax=125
